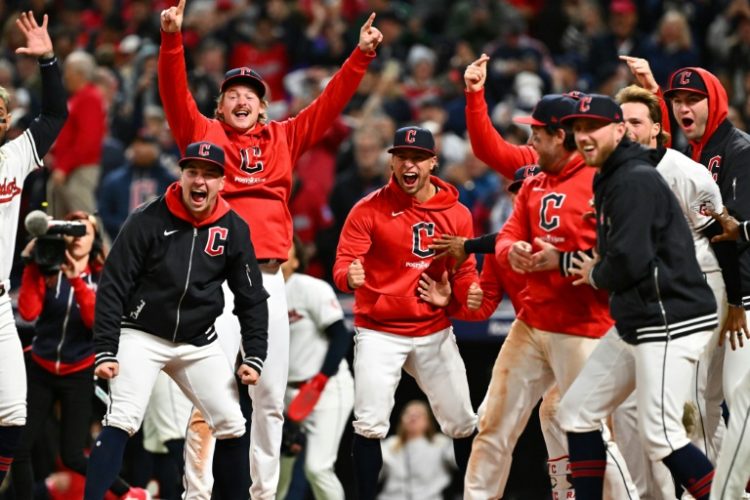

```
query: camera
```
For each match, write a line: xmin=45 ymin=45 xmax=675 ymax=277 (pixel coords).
xmin=24 ymin=210 xmax=87 ymax=275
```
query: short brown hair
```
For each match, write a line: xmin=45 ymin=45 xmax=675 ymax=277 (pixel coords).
xmin=614 ymin=85 xmax=670 ymax=147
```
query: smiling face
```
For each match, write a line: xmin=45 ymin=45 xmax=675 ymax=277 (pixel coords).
xmin=390 ymin=149 xmax=437 ymax=202
xmin=572 ymin=118 xmax=626 ymax=167
xmin=670 ymin=90 xmax=709 ymax=141
xmin=0 ymin=92 xmax=10 ymax=143
xmin=179 ymin=161 xmax=225 ymax=219
xmin=529 ymin=126 xmax=567 ymax=174
xmin=216 ymin=84 xmax=266 ymax=132
xmin=621 ymin=101 xmax=660 ymax=147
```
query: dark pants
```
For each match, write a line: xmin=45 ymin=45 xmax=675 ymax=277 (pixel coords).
xmin=12 ymin=361 xmax=95 ymax=500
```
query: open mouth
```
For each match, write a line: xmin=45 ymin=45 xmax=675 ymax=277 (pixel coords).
xmin=191 ymin=190 xmax=207 ymax=203
xmin=681 ymin=118 xmax=694 ymax=128
xmin=233 ymin=109 xmax=250 ymax=119
xmin=403 ymin=173 xmax=418 ymax=186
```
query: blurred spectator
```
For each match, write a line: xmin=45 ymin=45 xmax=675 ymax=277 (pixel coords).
xmin=640 ymin=10 xmax=700 ymax=86
xmin=97 ymin=132 xmax=175 ymax=241
xmin=188 ymin=38 xmax=226 ymax=117
xmin=378 ymin=400 xmax=456 ymax=500
xmin=402 ymin=44 xmax=441 ymax=119
xmin=92 ymin=66 xmax=127 ymax=178
xmin=48 ymin=50 xmax=106 ymax=219
xmin=290 ymin=171 xmax=334 ymax=279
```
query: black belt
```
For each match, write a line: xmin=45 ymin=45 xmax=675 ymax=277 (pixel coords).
xmin=0 ymin=283 xmax=5 ymax=297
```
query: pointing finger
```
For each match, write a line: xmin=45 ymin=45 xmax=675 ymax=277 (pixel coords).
xmin=363 ymin=12 xmax=375 ymax=30
xmin=471 ymin=53 xmax=490 ymax=67
xmin=177 ymin=0 xmax=187 ymax=14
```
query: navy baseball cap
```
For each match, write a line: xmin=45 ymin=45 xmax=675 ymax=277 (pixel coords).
xmin=220 ymin=67 xmax=267 ymax=98
xmin=664 ymin=68 xmax=708 ymax=99
xmin=514 ymin=94 xmax=578 ymax=128
xmin=387 ymin=126 xmax=436 ymax=155
xmin=508 ymin=165 xmax=540 ymax=194
xmin=178 ymin=142 xmax=225 ymax=172
xmin=561 ymin=94 xmax=623 ymax=124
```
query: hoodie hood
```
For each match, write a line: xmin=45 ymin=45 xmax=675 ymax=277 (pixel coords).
xmin=669 ymin=67 xmax=728 ymax=162
xmin=386 ymin=174 xmax=460 ymax=211
xmin=164 ymin=181 xmax=232 ymax=227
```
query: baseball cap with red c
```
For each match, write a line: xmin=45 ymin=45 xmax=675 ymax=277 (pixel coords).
xmin=220 ymin=67 xmax=267 ymax=98
xmin=387 ymin=126 xmax=436 ymax=156
xmin=508 ymin=165 xmax=541 ymax=194
xmin=664 ymin=68 xmax=708 ymax=99
xmin=514 ymin=94 xmax=579 ymax=128
xmin=561 ymin=94 xmax=623 ymax=124
xmin=179 ymin=141 xmax=225 ymax=173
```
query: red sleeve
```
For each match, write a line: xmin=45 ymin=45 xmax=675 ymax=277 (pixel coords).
xmin=18 ymin=264 xmax=45 ymax=321
xmin=333 ymin=201 xmax=373 ymax=293
xmin=656 ymin=87 xmax=672 ymax=148
xmin=69 ymin=276 xmax=96 ymax=328
xmin=448 ymin=254 xmax=503 ymax=320
xmin=495 ymin=182 xmax=532 ymax=264
xmin=283 ymin=47 xmax=374 ymax=164
xmin=465 ymin=88 xmax=538 ymax=180
xmin=158 ymin=30 xmax=210 ymax=152
xmin=449 ymin=210 xmax=480 ymax=304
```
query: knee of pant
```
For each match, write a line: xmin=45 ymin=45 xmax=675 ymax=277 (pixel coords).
xmin=441 ymin=415 xmax=477 ymax=439
xmin=0 ymin=404 xmax=26 ymax=426
xmin=102 ymin=417 xmax=138 ymax=437
xmin=539 ymin=399 xmax=559 ymax=433
xmin=352 ymin=421 xmax=388 ymax=440
xmin=303 ymin=461 xmax=333 ymax=481
xmin=211 ymin=416 xmax=246 ymax=440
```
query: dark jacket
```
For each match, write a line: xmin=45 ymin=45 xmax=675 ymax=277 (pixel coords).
xmin=591 ymin=139 xmax=717 ymax=343
xmin=94 ymin=183 xmax=269 ymax=373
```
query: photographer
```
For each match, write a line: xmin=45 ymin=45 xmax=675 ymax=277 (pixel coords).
xmin=12 ymin=211 xmax=146 ymax=500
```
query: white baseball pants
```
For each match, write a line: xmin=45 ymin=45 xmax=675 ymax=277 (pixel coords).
xmin=0 ymin=295 xmax=26 ymax=426
xmin=276 ymin=367 xmax=354 ymax=499
xmin=103 ymin=329 xmax=245 ymax=439
xmin=183 ymin=268 xmax=289 ymax=500
xmin=464 ymin=320 xmax=636 ymax=500
xmin=559 ymin=327 xmax=712 ymax=461
xmin=352 ymin=326 xmax=476 ymax=440
xmin=142 ymin=371 xmax=193 ymax=454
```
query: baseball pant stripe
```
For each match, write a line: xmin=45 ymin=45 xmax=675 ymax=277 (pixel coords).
xmin=711 ymin=370 xmax=750 ymax=499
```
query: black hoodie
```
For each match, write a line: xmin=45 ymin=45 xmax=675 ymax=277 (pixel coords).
xmin=590 ymin=139 xmax=718 ymax=343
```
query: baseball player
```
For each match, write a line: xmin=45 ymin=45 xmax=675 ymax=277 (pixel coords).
xmin=276 ymin=235 xmax=354 ymax=500
xmin=702 ymin=209 xmax=750 ymax=498
xmin=83 ymin=142 xmax=269 ymax=500
xmin=558 ymin=95 xmax=717 ymax=500
xmin=462 ymin=54 xmax=635 ymax=500
xmin=0 ymin=11 xmax=67 ymax=487
xmin=609 ymin=82 xmax=732 ymax=498
xmin=156 ymin=1 xmax=382 ymax=496
xmin=333 ymin=126 xmax=479 ymax=500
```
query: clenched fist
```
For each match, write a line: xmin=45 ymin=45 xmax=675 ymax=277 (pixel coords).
xmin=348 ymin=259 xmax=365 ymax=289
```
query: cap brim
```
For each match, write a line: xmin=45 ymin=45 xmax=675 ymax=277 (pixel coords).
xmin=513 ymin=116 xmax=547 ymax=126
xmin=663 ymin=87 xmax=708 ymax=99
xmin=221 ymin=76 xmax=266 ymax=98
xmin=387 ymin=145 xmax=436 ymax=155
xmin=561 ymin=114 xmax=619 ymax=124
xmin=507 ymin=180 xmax=523 ymax=193
xmin=178 ymin=157 xmax=225 ymax=172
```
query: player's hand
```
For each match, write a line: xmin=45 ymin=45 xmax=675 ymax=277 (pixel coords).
xmin=430 ymin=235 xmax=468 ymax=271
xmin=161 ymin=0 xmax=186 ymax=33
xmin=21 ymin=238 xmax=37 ymax=260
xmin=95 ymin=361 xmax=119 ymax=379
xmin=347 ymin=259 xmax=365 ymax=289
xmin=288 ymin=373 xmax=329 ymax=422
xmin=467 ymin=282 xmax=483 ymax=311
xmin=619 ymin=55 xmax=659 ymax=94
xmin=237 ymin=364 xmax=260 ymax=385
xmin=708 ymin=209 xmax=741 ymax=242
xmin=719 ymin=305 xmax=750 ymax=350
xmin=418 ymin=271 xmax=451 ymax=307
xmin=358 ymin=13 xmax=383 ymax=54
xmin=61 ymin=250 xmax=86 ymax=279
xmin=15 ymin=12 xmax=53 ymax=59
xmin=508 ymin=240 xmax=534 ymax=274
xmin=530 ymin=237 xmax=561 ymax=272
xmin=569 ymin=250 xmax=599 ymax=286
xmin=464 ymin=53 xmax=490 ymax=92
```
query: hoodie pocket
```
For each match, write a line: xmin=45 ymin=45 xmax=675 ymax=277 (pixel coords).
xmin=367 ymin=294 xmax=431 ymax=323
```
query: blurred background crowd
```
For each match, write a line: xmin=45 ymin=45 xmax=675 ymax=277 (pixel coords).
xmin=3 ymin=0 xmax=750 ymax=498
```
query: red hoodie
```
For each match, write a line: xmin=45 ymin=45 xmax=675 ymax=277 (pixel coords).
xmin=334 ymin=176 xmax=479 ymax=336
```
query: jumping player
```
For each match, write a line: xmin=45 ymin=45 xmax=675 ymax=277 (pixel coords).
xmin=0 ymin=11 xmax=67 ymax=486
xmin=157 ymin=1 xmax=381 ymax=496
xmin=276 ymin=236 xmax=354 ymax=500
xmin=83 ymin=142 xmax=269 ymax=500
xmin=333 ymin=126 xmax=479 ymax=500
xmin=558 ymin=94 xmax=717 ymax=500
xmin=463 ymin=54 xmax=635 ymax=500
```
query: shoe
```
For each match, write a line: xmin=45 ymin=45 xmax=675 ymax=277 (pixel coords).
xmin=121 ymin=487 xmax=152 ymax=500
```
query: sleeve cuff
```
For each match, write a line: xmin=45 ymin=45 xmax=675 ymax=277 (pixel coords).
xmin=95 ymin=351 xmax=117 ymax=367
xmin=243 ymin=356 xmax=264 ymax=375
xmin=38 ymin=56 xmax=57 ymax=66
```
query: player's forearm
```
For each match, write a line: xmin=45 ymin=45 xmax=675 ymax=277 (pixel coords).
xmin=464 ymin=233 xmax=497 ymax=255
xmin=320 ymin=320 xmax=352 ymax=377
xmin=69 ymin=276 xmax=96 ymax=328
xmin=26 ymin=55 xmax=68 ymax=159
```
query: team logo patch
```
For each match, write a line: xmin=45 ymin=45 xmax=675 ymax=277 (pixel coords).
xmin=411 ymin=221 xmax=435 ymax=258
xmin=205 ymin=227 xmax=228 ymax=256
xmin=539 ymin=193 xmax=566 ymax=232
xmin=0 ymin=177 xmax=22 ymax=204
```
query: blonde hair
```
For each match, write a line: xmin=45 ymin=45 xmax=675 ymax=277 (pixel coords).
xmin=614 ymin=84 xmax=670 ymax=146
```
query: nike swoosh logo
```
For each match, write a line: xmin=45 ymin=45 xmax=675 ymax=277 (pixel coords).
xmin=391 ymin=211 xmax=405 ymax=217
xmin=164 ymin=229 xmax=179 ymax=236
